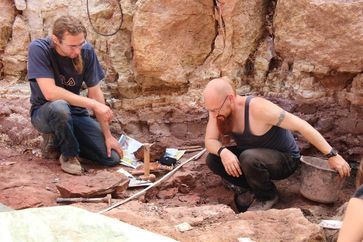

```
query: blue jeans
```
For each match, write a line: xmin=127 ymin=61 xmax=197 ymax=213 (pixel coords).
xmin=206 ymin=146 xmax=300 ymax=200
xmin=31 ymin=100 xmax=120 ymax=166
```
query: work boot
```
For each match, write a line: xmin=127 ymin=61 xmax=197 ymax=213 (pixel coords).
xmin=234 ymin=191 xmax=254 ymax=213
xmin=59 ymin=154 xmax=83 ymax=175
xmin=247 ymin=194 xmax=279 ymax=212
xmin=41 ymin=133 xmax=60 ymax=159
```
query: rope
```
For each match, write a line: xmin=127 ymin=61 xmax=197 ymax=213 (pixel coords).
xmin=86 ymin=0 xmax=123 ymax=36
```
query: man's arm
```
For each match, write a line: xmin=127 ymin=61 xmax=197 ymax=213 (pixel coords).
xmin=37 ymin=77 xmax=96 ymax=109
xmin=252 ymin=97 xmax=350 ymax=177
xmin=87 ymin=83 xmax=112 ymax=136
xmin=88 ymin=84 xmax=123 ymax=158
xmin=337 ymin=198 xmax=363 ymax=242
xmin=204 ymin=116 xmax=223 ymax=155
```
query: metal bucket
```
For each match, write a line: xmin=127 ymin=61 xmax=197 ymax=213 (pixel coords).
xmin=300 ymin=156 xmax=345 ymax=203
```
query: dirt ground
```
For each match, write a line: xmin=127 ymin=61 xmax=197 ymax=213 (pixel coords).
xmin=0 ymin=139 xmax=358 ymax=241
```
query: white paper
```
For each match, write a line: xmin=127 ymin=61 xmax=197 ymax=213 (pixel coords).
xmin=117 ymin=168 xmax=153 ymax=188
xmin=164 ymin=148 xmax=185 ymax=161
xmin=319 ymin=219 xmax=342 ymax=229
xmin=118 ymin=134 xmax=143 ymax=153
xmin=238 ymin=238 xmax=255 ymax=242
xmin=175 ymin=222 xmax=192 ymax=232
xmin=118 ymin=134 xmax=143 ymax=169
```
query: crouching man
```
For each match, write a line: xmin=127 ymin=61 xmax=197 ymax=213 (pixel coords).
xmin=28 ymin=15 xmax=123 ymax=175
xmin=203 ymin=77 xmax=350 ymax=211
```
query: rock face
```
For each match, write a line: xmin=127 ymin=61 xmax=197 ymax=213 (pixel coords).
xmin=0 ymin=0 xmax=362 ymax=160
xmin=3 ymin=16 xmax=30 ymax=81
xmin=274 ymin=0 xmax=363 ymax=73
xmin=132 ymin=0 xmax=215 ymax=90
xmin=0 ymin=0 xmax=15 ymax=52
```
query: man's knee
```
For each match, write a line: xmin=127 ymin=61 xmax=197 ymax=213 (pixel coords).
xmin=48 ymin=100 xmax=71 ymax=120
xmin=239 ymin=149 xmax=261 ymax=171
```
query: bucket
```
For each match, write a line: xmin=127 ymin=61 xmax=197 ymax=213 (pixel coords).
xmin=300 ymin=156 xmax=345 ymax=203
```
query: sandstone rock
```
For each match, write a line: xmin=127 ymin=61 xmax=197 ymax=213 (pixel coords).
xmin=111 ymin=179 xmax=130 ymax=199
xmin=14 ymin=0 xmax=26 ymax=11
xmin=134 ymin=143 xmax=166 ymax=162
xmin=0 ymin=186 xmax=54 ymax=209
xmin=0 ymin=0 xmax=361 ymax=164
xmin=175 ymin=222 xmax=192 ymax=232
xmin=274 ymin=0 xmax=363 ymax=73
xmin=188 ymin=208 xmax=324 ymax=241
xmin=346 ymin=74 xmax=363 ymax=105
xmin=253 ymin=37 xmax=274 ymax=87
xmin=3 ymin=16 xmax=30 ymax=81
xmin=157 ymin=187 xmax=178 ymax=200
xmin=0 ymin=84 xmax=38 ymax=146
xmin=132 ymin=0 xmax=215 ymax=89
xmin=56 ymin=170 xmax=128 ymax=198
xmin=0 ymin=0 xmax=15 ymax=52
xmin=23 ymin=0 xmax=46 ymax=39
xmin=193 ymin=0 xmax=267 ymax=84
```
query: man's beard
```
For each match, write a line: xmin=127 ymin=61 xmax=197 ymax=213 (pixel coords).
xmin=216 ymin=113 xmax=233 ymax=135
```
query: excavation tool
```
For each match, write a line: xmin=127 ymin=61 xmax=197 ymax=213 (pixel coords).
xmin=56 ymin=194 xmax=112 ymax=206
xmin=139 ymin=143 xmax=156 ymax=182
xmin=99 ymin=148 xmax=206 ymax=214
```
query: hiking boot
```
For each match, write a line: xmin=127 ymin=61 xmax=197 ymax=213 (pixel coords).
xmin=234 ymin=191 xmax=254 ymax=213
xmin=247 ymin=194 xmax=279 ymax=211
xmin=41 ymin=133 xmax=60 ymax=159
xmin=59 ymin=154 xmax=83 ymax=175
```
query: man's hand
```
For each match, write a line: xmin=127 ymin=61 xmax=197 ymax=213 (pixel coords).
xmin=327 ymin=155 xmax=351 ymax=178
xmin=220 ymin=148 xmax=242 ymax=177
xmin=93 ymin=101 xmax=113 ymax=123
xmin=105 ymin=136 xmax=123 ymax=158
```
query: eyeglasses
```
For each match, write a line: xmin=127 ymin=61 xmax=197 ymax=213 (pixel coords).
xmin=61 ymin=40 xmax=87 ymax=50
xmin=216 ymin=96 xmax=228 ymax=116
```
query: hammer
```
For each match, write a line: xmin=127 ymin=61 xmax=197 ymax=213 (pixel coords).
xmin=56 ymin=194 xmax=112 ymax=206
xmin=139 ymin=143 xmax=156 ymax=182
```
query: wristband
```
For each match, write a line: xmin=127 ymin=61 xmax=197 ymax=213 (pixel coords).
xmin=217 ymin=147 xmax=226 ymax=156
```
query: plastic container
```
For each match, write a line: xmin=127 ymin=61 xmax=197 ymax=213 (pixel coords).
xmin=300 ymin=156 xmax=345 ymax=203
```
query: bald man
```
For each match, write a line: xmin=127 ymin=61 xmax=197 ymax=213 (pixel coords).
xmin=203 ymin=77 xmax=351 ymax=212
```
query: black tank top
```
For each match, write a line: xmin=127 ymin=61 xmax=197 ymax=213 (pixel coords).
xmin=231 ymin=96 xmax=300 ymax=158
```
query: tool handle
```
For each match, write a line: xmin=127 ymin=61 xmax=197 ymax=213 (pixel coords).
xmin=56 ymin=197 xmax=84 ymax=203
xmin=144 ymin=144 xmax=151 ymax=176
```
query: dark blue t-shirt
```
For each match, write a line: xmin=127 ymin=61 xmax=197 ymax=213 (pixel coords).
xmin=27 ymin=37 xmax=105 ymax=115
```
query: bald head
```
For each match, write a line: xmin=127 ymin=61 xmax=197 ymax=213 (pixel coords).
xmin=203 ymin=77 xmax=235 ymax=105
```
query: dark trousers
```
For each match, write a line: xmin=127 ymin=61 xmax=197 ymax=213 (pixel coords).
xmin=206 ymin=146 xmax=299 ymax=200
xmin=31 ymin=100 xmax=120 ymax=166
